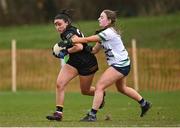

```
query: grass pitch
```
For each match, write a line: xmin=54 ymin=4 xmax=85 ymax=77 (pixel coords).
xmin=0 ymin=91 xmax=180 ymax=127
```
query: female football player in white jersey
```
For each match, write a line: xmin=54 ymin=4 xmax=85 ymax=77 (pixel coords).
xmin=46 ymin=10 xmax=105 ymax=121
xmin=68 ymin=9 xmax=151 ymax=121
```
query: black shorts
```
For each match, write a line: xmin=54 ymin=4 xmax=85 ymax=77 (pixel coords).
xmin=111 ymin=65 xmax=131 ymax=76
xmin=67 ymin=55 xmax=98 ymax=76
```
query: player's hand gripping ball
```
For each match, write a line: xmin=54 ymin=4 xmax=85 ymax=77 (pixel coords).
xmin=52 ymin=43 xmax=68 ymax=58
xmin=53 ymin=43 xmax=65 ymax=55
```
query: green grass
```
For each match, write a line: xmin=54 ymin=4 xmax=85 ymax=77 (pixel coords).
xmin=121 ymin=14 xmax=180 ymax=49
xmin=0 ymin=13 xmax=180 ymax=49
xmin=0 ymin=91 xmax=180 ymax=127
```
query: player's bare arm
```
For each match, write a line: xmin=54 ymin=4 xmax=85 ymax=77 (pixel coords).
xmin=72 ymin=35 xmax=101 ymax=43
xmin=92 ymin=42 xmax=101 ymax=54
xmin=68 ymin=35 xmax=84 ymax=53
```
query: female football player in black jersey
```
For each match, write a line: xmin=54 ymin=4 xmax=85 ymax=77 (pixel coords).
xmin=46 ymin=10 xmax=105 ymax=121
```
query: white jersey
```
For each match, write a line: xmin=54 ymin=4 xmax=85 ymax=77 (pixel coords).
xmin=98 ymin=27 xmax=130 ymax=67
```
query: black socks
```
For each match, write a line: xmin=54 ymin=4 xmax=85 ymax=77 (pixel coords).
xmin=90 ymin=109 xmax=97 ymax=115
xmin=56 ymin=105 xmax=63 ymax=113
xmin=138 ymin=98 xmax=147 ymax=107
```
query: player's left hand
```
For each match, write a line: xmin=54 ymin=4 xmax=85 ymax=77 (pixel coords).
xmin=58 ymin=39 xmax=73 ymax=48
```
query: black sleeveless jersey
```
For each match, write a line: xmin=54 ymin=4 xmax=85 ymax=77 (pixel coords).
xmin=60 ymin=25 xmax=98 ymax=74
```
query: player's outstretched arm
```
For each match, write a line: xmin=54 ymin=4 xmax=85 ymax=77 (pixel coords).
xmin=72 ymin=35 xmax=101 ymax=44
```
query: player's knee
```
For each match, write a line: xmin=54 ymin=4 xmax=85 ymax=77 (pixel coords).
xmin=95 ymin=85 xmax=104 ymax=92
xmin=56 ymin=84 xmax=64 ymax=91
xmin=56 ymin=81 xmax=65 ymax=90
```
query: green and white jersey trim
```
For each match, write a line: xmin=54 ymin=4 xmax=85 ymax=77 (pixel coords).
xmin=98 ymin=27 xmax=130 ymax=67
xmin=98 ymin=33 xmax=106 ymax=41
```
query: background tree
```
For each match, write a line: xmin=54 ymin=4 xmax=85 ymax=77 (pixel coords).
xmin=0 ymin=0 xmax=179 ymax=26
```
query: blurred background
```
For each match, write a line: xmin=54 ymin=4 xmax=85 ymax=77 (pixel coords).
xmin=0 ymin=0 xmax=180 ymax=26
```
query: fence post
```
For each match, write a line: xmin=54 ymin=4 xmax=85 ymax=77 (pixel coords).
xmin=132 ymin=39 xmax=139 ymax=91
xmin=11 ymin=39 xmax=16 ymax=92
